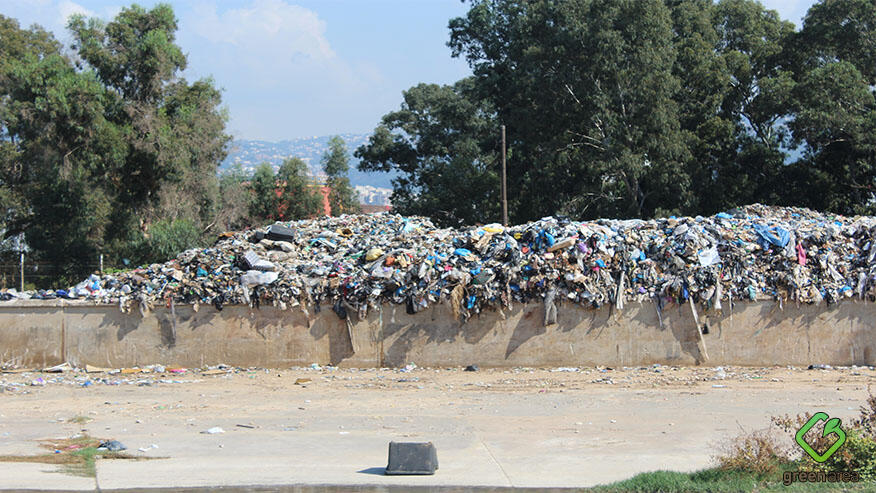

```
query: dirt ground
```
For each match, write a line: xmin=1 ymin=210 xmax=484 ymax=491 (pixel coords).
xmin=1 ymin=364 xmax=874 ymax=489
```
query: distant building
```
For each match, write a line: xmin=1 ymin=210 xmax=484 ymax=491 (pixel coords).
xmin=360 ymin=204 xmax=392 ymax=214
xmin=245 ymin=179 xmax=390 ymax=218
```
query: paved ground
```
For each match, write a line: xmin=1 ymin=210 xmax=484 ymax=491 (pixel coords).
xmin=0 ymin=364 xmax=874 ymax=490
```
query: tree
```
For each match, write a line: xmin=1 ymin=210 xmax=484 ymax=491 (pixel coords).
xmin=321 ymin=136 xmax=360 ymax=215
xmin=68 ymin=4 xmax=230 ymax=232
xmin=0 ymin=4 xmax=229 ymax=284
xmin=0 ymin=29 xmax=124 ymax=281
xmin=277 ymin=157 xmax=323 ymax=220
xmin=664 ymin=0 xmax=736 ymax=215
xmin=356 ymin=78 xmax=500 ymax=226
xmin=249 ymin=162 xmax=278 ymax=222
xmin=703 ymin=0 xmax=797 ymax=210
xmin=777 ymin=0 xmax=876 ymax=215
xmin=353 ymin=0 xmax=876 ymax=223
xmin=248 ymin=159 xmax=322 ymax=224
xmin=357 ymin=0 xmax=804 ymax=223
xmin=793 ymin=0 xmax=876 ymax=85
xmin=0 ymin=15 xmax=79 ymax=250
xmin=446 ymin=0 xmax=690 ymax=219
xmin=67 ymin=4 xmax=186 ymax=104
xmin=215 ymin=164 xmax=252 ymax=232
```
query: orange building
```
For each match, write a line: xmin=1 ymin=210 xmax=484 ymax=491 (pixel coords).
xmin=264 ymin=179 xmax=389 ymax=219
xmin=360 ymin=204 xmax=392 ymax=214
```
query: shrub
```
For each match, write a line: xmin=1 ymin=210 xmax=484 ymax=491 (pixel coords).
xmin=767 ymin=387 xmax=876 ymax=481
xmin=820 ymin=430 xmax=876 ymax=481
xmin=715 ymin=428 xmax=792 ymax=475
xmin=133 ymin=219 xmax=203 ymax=265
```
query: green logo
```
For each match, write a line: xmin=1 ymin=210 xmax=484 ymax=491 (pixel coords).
xmin=795 ymin=412 xmax=846 ymax=463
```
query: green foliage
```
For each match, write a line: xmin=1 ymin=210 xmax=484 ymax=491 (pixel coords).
xmin=356 ymin=78 xmax=500 ymax=226
xmin=783 ymin=0 xmax=876 ymax=216
xmin=151 ymin=78 xmax=229 ymax=227
xmin=591 ymin=466 xmax=869 ymax=492
xmin=216 ymin=164 xmax=251 ymax=232
xmin=322 ymin=136 xmax=350 ymax=178
xmin=327 ymin=176 xmax=358 ymax=216
xmin=795 ymin=0 xmax=876 ymax=85
xmin=132 ymin=219 xmax=202 ymax=265
xmin=817 ymin=430 xmax=876 ymax=482
xmin=357 ymin=0 xmax=876 ymax=223
xmin=685 ymin=0 xmax=796 ymax=212
xmin=0 ymin=4 xmax=229 ymax=284
xmin=447 ymin=0 xmax=688 ymax=220
xmin=67 ymin=3 xmax=186 ymax=104
xmin=322 ymin=136 xmax=360 ymax=215
xmin=246 ymin=159 xmax=322 ymax=225
xmin=248 ymin=162 xmax=278 ymax=222
xmin=277 ymin=157 xmax=323 ymax=220
xmin=715 ymin=427 xmax=790 ymax=475
xmin=590 ymin=469 xmax=761 ymax=493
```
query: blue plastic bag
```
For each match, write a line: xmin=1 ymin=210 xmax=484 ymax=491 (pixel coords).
xmin=753 ymin=224 xmax=790 ymax=249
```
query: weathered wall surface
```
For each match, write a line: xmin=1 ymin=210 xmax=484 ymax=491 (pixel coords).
xmin=0 ymin=300 xmax=873 ymax=368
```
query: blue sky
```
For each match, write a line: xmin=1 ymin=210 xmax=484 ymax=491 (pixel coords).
xmin=2 ymin=0 xmax=815 ymax=141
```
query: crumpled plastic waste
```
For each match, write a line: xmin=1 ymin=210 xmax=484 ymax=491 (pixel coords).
xmin=4 ymin=204 xmax=876 ymax=323
xmin=98 ymin=440 xmax=127 ymax=452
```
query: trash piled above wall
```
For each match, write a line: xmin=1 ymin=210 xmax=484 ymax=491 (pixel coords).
xmin=3 ymin=204 xmax=875 ymax=323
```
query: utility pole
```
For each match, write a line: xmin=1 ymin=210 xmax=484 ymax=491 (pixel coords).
xmin=18 ymin=232 xmax=24 ymax=292
xmin=501 ymin=125 xmax=508 ymax=227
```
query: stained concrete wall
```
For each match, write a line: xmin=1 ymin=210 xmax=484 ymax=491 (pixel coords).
xmin=0 ymin=299 xmax=873 ymax=368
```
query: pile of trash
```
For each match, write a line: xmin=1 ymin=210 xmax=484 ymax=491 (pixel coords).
xmin=4 ymin=204 xmax=876 ymax=321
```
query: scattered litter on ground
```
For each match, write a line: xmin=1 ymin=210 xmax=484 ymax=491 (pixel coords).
xmin=0 ymin=365 xmax=874 ymax=398
xmin=43 ymin=363 xmax=71 ymax=373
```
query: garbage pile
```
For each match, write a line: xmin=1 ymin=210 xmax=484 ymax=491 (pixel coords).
xmin=4 ymin=204 xmax=876 ymax=321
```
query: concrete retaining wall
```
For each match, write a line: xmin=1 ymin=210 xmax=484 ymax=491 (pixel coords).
xmin=0 ymin=299 xmax=873 ymax=368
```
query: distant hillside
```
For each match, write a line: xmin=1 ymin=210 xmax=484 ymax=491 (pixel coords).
xmin=220 ymin=134 xmax=397 ymax=190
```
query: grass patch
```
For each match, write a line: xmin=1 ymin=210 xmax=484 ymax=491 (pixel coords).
xmin=66 ymin=445 xmax=106 ymax=478
xmin=590 ymin=468 xmax=757 ymax=492
xmin=0 ymin=434 xmax=150 ymax=478
xmin=590 ymin=467 xmax=873 ymax=492
xmin=593 ymin=389 xmax=876 ymax=492
xmin=68 ymin=415 xmax=92 ymax=425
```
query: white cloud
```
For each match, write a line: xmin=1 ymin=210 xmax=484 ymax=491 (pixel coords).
xmin=57 ymin=1 xmax=94 ymax=27
xmin=191 ymin=0 xmax=334 ymax=62
xmin=183 ymin=0 xmax=380 ymax=91
xmin=180 ymin=0 xmax=387 ymax=139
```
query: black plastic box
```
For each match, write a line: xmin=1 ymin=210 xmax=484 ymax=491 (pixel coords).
xmin=385 ymin=441 xmax=438 ymax=475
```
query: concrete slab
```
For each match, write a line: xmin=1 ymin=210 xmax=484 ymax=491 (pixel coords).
xmin=97 ymin=442 xmax=510 ymax=489
xmin=0 ymin=366 xmax=873 ymax=490
xmin=96 ymin=427 xmax=510 ymax=488
xmin=0 ymin=462 xmax=94 ymax=490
